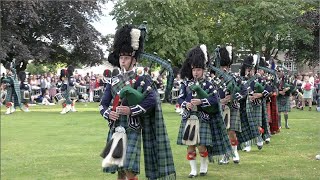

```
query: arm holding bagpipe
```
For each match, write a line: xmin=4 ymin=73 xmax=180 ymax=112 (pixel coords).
xmin=122 ymin=75 xmax=157 ymax=117
xmin=178 ymin=81 xmax=190 ymax=110
xmin=99 ymin=82 xmax=117 ymax=127
xmin=189 ymin=81 xmax=220 ymax=114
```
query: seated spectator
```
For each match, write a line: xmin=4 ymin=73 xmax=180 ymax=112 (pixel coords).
xmin=42 ymin=89 xmax=55 ymax=105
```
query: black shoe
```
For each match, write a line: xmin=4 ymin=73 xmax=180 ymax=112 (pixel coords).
xmin=285 ymin=125 xmax=290 ymax=129
xmin=257 ymin=145 xmax=263 ymax=150
xmin=188 ymin=174 xmax=197 ymax=178
xmin=309 ymin=107 xmax=312 ymax=111
xmin=301 ymin=107 xmax=304 ymax=110
xmin=200 ymin=172 xmax=207 ymax=176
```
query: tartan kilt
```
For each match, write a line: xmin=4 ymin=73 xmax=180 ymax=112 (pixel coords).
xmin=208 ymin=109 xmax=233 ymax=156
xmin=236 ymin=97 xmax=260 ymax=144
xmin=229 ymin=108 xmax=241 ymax=132
xmin=269 ymin=94 xmax=280 ymax=133
xmin=251 ymin=102 xmax=262 ymax=127
xmin=61 ymin=88 xmax=72 ymax=104
xmin=103 ymin=115 xmax=142 ymax=175
xmin=177 ymin=116 xmax=213 ymax=146
xmin=261 ymin=99 xmax=271 ymax=140
xmin=277 ymin=95 xmax=291 ymax=112
xmin=5 ymin=86 xmax=21 ymax=107
xmin=266 ymin=101 xmax=271 ymax=123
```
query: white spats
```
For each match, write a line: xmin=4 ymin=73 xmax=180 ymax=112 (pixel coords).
xmin=199 ymin=156 xmax=208 ymax=175
xmin=232 ymin=146 xmax=240 ymax=163
xmin=188 ymin=160 xmax=197 ymax=178
xmin=243 ymin=141 xmax=251 ymax=152
xmin=5 ymin=107 xmax=11 ymax=115
xmin=130 ymin=28 xmax=141 ymax=50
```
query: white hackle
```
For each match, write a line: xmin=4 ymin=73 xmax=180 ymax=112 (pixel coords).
xmin=130 ymin=28 xmax=141 ymax=50
xmin=200 ymin=44 xmax=208 ymax=63
xmin=253 ymin=54 xmax=258 ymax=66
xmin=226 ymin=45 xmax=232 ymax=60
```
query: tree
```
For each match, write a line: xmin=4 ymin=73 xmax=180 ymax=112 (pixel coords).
xmin=294 ymin=7 xmax=319 ymax=66
xmin=110 ymin=0 xmax=203 ymax=66
xmin=0 ymin=0 xmax=106 ymax=73
xmin=109 ymin=0 xmax=316 ymax=66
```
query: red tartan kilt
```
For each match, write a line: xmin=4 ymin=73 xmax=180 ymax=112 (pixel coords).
xmin=266 ymin=101 xmax=271 ymax=123
xmin=269 ymin=94 xmax=280 ymax=134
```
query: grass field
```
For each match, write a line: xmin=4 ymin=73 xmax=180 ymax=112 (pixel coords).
xmin=1 ymin=102 xmax=320 ymax=180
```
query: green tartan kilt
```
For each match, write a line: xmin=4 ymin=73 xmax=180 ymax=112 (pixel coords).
xmin=277 ymin=95 xmax=291 ymax=112
xmin=236 ymin=98 xmax=260 ymax=144
xmin=229 ymin=108 xmax=241 ymax=132
xmin=5 ymin=87 xmax=21 ymax=107
xmin=251 ymin=103 xmax=262 ymax=127
xmin=62 ymin=90 xmax=72 ymax=104
xmin=177 ymin=117 xmax=213 ymax=146
xmin=261 ymin=99 xmax=271 ymax=140
xmin=103 ymin=115 xmax=142 ymax=175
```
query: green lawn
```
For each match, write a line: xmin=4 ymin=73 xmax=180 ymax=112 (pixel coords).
xmin=1 ymin=103 xmax=320 ymax=180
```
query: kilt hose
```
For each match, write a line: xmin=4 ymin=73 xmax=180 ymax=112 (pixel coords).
xmin=177 ymin=116 xmax=213 ymax=146
xmin=236 ymin=97 xmax=260 ymax=145
xmin=277 ymin=95 xmax=291 ymax=112
xmin=269 ymin=94 xmax=280 ymax=134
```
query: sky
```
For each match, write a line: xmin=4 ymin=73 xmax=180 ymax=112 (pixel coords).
xmin=91 ymin=1 xmax=117 ymax=36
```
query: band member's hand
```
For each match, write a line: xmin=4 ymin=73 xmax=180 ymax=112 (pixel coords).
xmin=279 ymin=91 xmax=285 ymax=95
xmin=284 ymin=87 xmax=290 ymax=92
xmin=220 ymin=98 xmax=228 ymax=105
xmin=191 ymin=99 xmax=201 ymax=106
xmin=253 ymin=93 xmax=262 ymax=99
xmin=225 ymin=95 xmax=231 ymax=102
xmin=186 ymin=102 xmax=193 ymax=110
xmin=116 ymin=106 xmax=131 ymax=115
xmin=109 ymin=111 xmax=119 ymax=121
xmin=220 ymin=98 xmax=226 ymax=105
xmin=249 ymin=95 xmax=256 ymax=101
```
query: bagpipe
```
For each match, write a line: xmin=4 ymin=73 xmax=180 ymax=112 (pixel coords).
xmin=139 ymin=52 xmax=174 ymax=102
xmin=188 ymin=80 xmax=218 ymax=114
